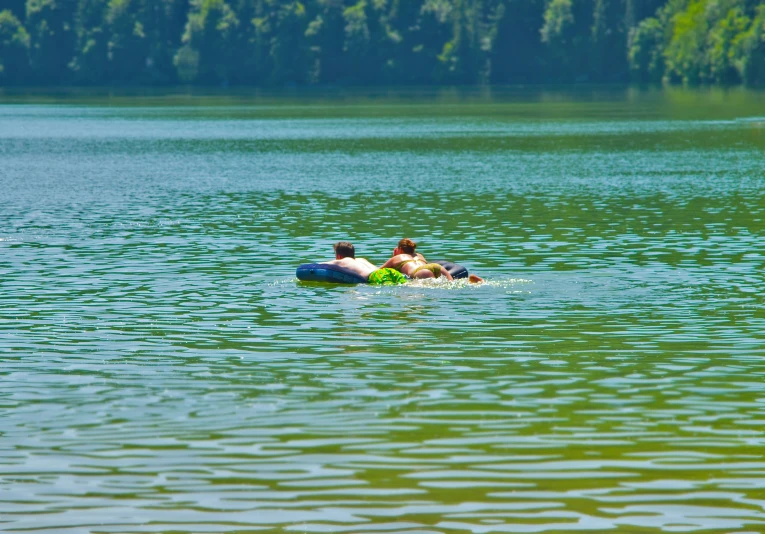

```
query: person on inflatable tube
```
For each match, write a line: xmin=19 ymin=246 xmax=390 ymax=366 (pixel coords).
xmin=380 ymin=238 xmax=453 ymax=281
xmin=382 ymin=238 xmax=484 ymax=283
xmin=328 ymin=241 xmax=407 ymax=285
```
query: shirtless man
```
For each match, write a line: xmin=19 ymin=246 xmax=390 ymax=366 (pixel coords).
xmin=328 ymin=241 xmax=406 ymax=285
xmin=326 ymin=241 xmax=377 ymax=279
xmin=381 ymin=238 xmax=484 ymax=283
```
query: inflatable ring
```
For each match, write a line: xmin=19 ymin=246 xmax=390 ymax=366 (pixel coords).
xmin=295 ymin=263 xmax=369 ymax=284
xmin=296 ymin=260 xmax=469 ymax=284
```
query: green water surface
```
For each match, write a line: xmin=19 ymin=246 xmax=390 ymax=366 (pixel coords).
xmin=2 ymin=88 xmax=765 ymax=533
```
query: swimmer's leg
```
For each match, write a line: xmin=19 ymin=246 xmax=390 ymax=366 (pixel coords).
xmin=469 ymin=274 xmax=484 ymax=283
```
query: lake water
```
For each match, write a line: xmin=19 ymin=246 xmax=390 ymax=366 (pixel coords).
xmin=2 ymin=88 xmax=765 ymax=533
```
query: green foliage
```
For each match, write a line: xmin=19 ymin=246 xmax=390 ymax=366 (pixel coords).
xmin=489 ymin=0 xmax=546 ymax=83
xmin=342 ymin=1 xmax=374 ymax=81
xmin=267 ymin=1 xmax=309 ymax=84
xmin=657 ymin=0 xmax=763 ymax=85
xmin=628 ymin=16 xmax=666 ymax=82
xmin=540 ymin=0 xmax=594 ymax=82
xmin=305 ymin=1 xmax=345 ymax=83
xmin=174 ymin=41 xmax=199 ymax=81
xmin=26 ymin=0 xmax=77 ymax=83
xmin=105 ymin=0 xmax=151 ymax=83
xmin=730 ymin=4 xmax=765 ymax=86
xmin=1 ymin=0 xmax=764 ymax=87
xmin=591 ymin=0 xmax=628 ymax=81
xmin=70 ymin=0 xmax=109 ymax=83
xmin=540 ymin=0 xmax=575 ymax=81
xmin=0 ymin=9 xmax=30 ymax=83
xmin=541 ymin=0 xmax=574 ymax=46
xmin=664 ymin=0 xmax=710 ymax=83
xmin=707 ymin=4 xmax=750 ymax=83
xmin=177 ymin=0 xmax=240 ymax=84
xmin=386 ymin=0 xmax=453 ymax=84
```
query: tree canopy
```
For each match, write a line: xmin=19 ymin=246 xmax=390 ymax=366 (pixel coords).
xmin=1 ymin=0 xmax=763 ymax=86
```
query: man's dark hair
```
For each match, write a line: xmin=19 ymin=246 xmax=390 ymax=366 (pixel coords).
xmin=398 ymin=238 xmax=416 ymax=255
xmin=334 ymin=241 xmax=355 ymax=258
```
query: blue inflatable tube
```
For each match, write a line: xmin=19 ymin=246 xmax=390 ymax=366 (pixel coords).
xmin=296 ymin=263 xmax=370 ymax=284
xmin=296 ymin=260 xmax=469 ymax=284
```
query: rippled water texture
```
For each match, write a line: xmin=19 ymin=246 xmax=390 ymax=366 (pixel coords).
xmin=2 ymin=89 xmax=765 ymax=533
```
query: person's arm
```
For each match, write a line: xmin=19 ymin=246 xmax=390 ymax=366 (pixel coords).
xmin=380 ymin=255 xmax=401 ymax=269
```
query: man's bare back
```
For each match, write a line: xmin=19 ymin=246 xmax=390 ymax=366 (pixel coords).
xmin=326 ymin=256 xmax=378 ymax=280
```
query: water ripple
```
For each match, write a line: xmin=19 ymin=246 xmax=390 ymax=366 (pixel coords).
xmin=2 ymin=100 xmax=765 ymax=532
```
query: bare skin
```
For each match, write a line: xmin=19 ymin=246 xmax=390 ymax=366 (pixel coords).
xmin=381 ymin=248 xmax=454 ymax=281
xmin=381 ymin=248 xmax=485 ymax=283
xmin=326 ymin=254 xmax=378 ymax=280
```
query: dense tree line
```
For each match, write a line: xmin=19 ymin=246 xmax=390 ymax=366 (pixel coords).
xmin=0 ymin=0 xmax=763 ymax=86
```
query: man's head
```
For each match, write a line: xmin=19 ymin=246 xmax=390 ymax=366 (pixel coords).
xmin=396 ymin=238 xmax=416 ymax=256
xmin=334 ymin=241 xmax=355 ymax=259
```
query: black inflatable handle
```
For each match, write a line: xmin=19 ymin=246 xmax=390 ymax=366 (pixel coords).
xmin=431 ymin=260 xmax=469 ymax=279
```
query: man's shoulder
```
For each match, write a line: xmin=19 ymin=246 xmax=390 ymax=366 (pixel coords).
xmin=331 ymin=257 xmax=363 ymax=267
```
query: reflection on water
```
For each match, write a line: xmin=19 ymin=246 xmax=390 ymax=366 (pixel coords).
xmin=2 ymin=91 xmax=765 ymax=532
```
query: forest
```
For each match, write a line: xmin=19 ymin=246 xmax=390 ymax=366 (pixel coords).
xmin=0 ymin=0 xmax=764 ymax=87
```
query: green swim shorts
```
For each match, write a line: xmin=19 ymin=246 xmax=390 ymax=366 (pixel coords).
xmin=368 ymin=268 xmax=407 ymax=285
